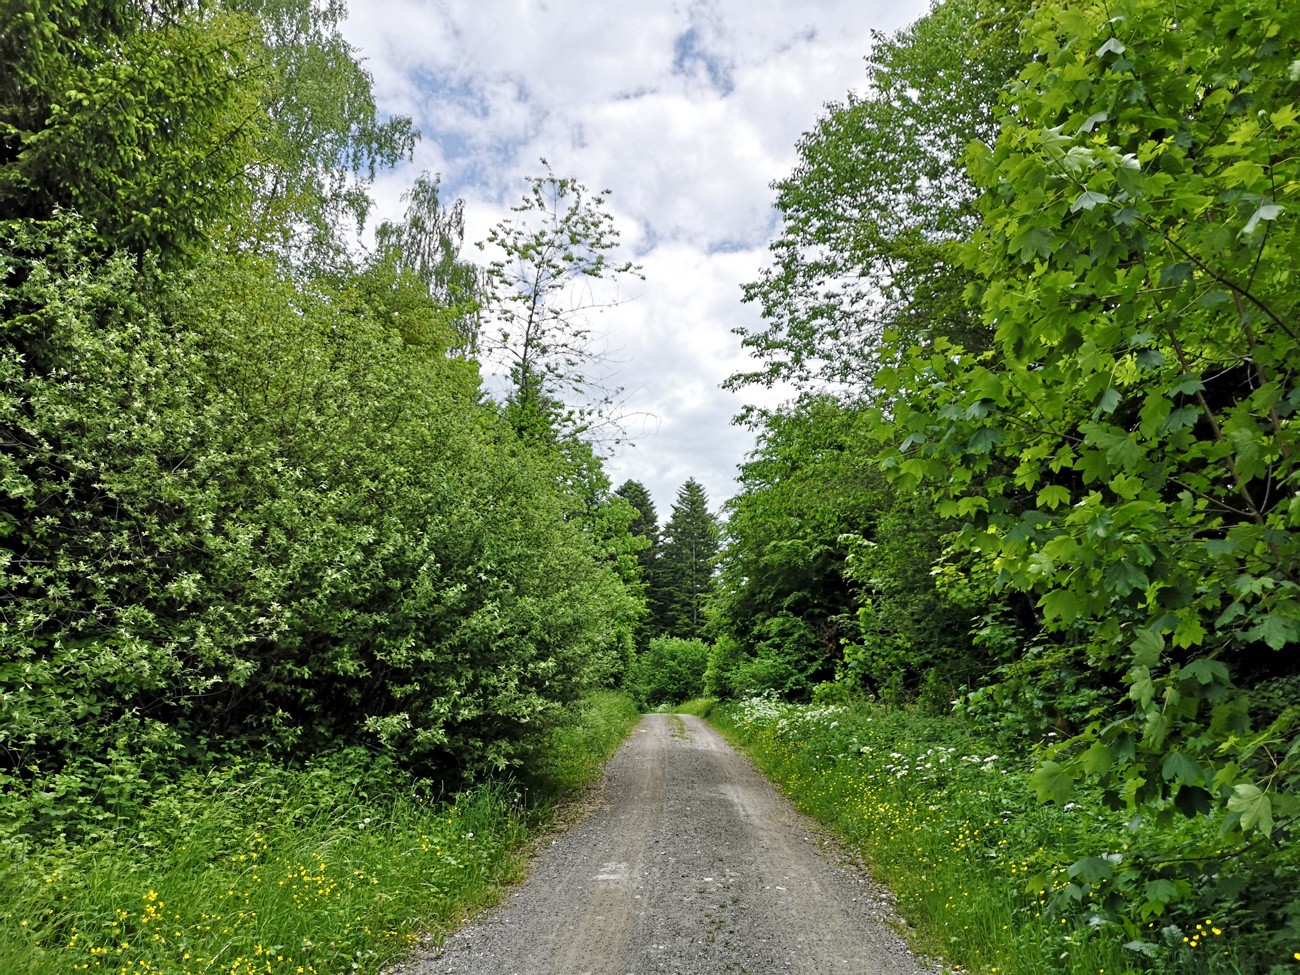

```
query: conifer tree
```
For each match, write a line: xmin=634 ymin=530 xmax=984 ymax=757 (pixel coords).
xmin=615 ymin=479 xmax=659 ymax=576
xmin=655 ymin=479 xmax=719 ymax=639
xmin=615 ymin=479 xmax=659 ymax=647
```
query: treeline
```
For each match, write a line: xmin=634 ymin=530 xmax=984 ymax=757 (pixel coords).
xmin=614 ymin=477 xmax=721 ymax=707
xmin=700 ymin=0 xmax=1297 ymax=966
xmin=1 ymin=0 xmax=656 ymax=823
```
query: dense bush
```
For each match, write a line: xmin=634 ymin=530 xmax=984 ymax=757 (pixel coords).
xmin=626 ymin=637 xmax=710 ymax=708
xmin=1 ymin=217 xmax=638 ymax=798
xmin=712 ymin=0 xmax=1298 ymax=961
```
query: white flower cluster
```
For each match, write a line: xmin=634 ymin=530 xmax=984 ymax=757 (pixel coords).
xmin=733 ymin=695 xmax=849 ymax=733
xmin=734 ymin=697 xmax=1016 ymax=785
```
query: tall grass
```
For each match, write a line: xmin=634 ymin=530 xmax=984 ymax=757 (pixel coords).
xmin=525 ymin=690 xmax=643 ymax=794
xmin=0 ymin=691 xmax=642 ymax=975
xmin=711 ymin=696 xmax=1262 ymax=975
xmin=673 ymin=698 xmax=716 ymax=718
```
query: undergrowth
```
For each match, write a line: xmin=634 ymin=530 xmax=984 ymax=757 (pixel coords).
xmin=674 ymin=698 xmax=716 ymax=718
xmin=711 ymin=695 xmax=1291 ymax=975
xmin=524 ymin=690 xmax=643 ymax=794
xmin=0 ymin=690 xmax=641 ymax=975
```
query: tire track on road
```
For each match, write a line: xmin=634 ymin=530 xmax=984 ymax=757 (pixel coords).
xmin=400 ymin=714 xmax=928 ymax=975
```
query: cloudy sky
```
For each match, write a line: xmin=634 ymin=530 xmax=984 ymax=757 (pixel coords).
xmin=342 ymin=0 xmax=931 ymax=517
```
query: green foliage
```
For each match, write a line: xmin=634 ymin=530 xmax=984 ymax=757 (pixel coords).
xmin=653 ymin=479 xmax=720 ymax=639
xmin=480 ymin=161 xmax=643 ymax=443
xmin=2 ymin=214 xmax=639 ymax=789
xmin=526 ymin=690 xmax=643 ymax=793
xmin=674 ymin=697 xmax=717 ymax=719
xmin=0 ymin=8 xmax=649 ymax=973
xmin=710 ymin=396 xmax=973 ymax=703
xmin=728 ymin=0 xmax=1018 ymax=395
xmin=721 ymin=0 xmax=1297 ymax=956
xmin=613 ymin=479 xmax=658 ymax=648
xmin=627 ymin=637 xmax=711 ymax=708
xmin=0 ymin=0 xmax=415 ymax=267
xmin=0 ymin=0 xmax=266 ymax=260
xmin=615 ymin=479 xmax=659 ymax=575
xmin=233 ymin=0 xmax=419 ymax=271
xmin=373 ymin=171 xmax=481 ymax=351
xmin=708 ymin=400 xmax=862 ymax=696
xmin=191 ymin=248 xmax=639 ymax=771
xmin=0 ymin=0 xmax=652 ymax=813
xmin=718 ymin=696 xmax=1283 ymax=974
xmin=734 ymin=620 xmax=825 ymax=698
xmin=701 ymin=635 xmax=745 ymax=699
xmin=839 ymin=489 xmax=978 ymax=708
xmin=2 ymin=218 xmax=262 ymax=779
xmin=718 ymin=0 xmax=1020 ymax=707
xmin=866 ymin=0 xmax=1300 ymax=852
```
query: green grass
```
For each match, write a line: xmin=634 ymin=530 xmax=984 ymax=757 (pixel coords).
xmin=673 ymin=697 xmax=717 ymax=718
xmin=710 ymin=696 xmax=1266 ymax=975
xmin=667 ymin=715 xmax=688 ymax=740
xmin=0 ymin=691 xmax=642 ymax=975
xmin=525 ymin=690 xmax=643 ymax=794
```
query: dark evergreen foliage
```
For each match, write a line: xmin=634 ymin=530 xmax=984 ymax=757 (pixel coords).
xmin=654 ymin=479 xmax=719 ymax=639
xmin=615 ymin=479 xmax=660 ymax=566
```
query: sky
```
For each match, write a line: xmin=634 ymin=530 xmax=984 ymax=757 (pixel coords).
xmin=342 ymin=0 xmax=932 ymax=518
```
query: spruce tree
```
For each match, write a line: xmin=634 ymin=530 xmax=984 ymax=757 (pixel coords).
xmin=655 ymin=479 xmax=720 ymax=639
xmin=615 ymin=479 xmax=659 ymax=576
xmin=615 ymin=479 xmax=660 ymax=648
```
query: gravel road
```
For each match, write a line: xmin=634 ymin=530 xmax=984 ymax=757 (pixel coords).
xmin=398 ymin=713 xmax=929 ymax=975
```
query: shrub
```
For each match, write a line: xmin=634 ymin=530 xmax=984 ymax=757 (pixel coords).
xmin=627 ymin=637 xmax=710 ymax=707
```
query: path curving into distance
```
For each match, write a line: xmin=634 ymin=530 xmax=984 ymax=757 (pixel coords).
xmin=394 ymin=713 xmax=931 ymax=975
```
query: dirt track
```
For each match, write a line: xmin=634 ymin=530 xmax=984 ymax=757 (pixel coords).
xmin=398 ymin=713 xmax=929 ymax=975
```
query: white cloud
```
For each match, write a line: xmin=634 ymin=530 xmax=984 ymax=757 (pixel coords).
xmin=343 ymin=0 xmax=931 ymax=514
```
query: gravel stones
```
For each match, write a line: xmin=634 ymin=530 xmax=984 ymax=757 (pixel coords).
xmin=398 ymin=714 xmax=931 ymax=975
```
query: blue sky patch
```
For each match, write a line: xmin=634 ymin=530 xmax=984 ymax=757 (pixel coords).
xmin=672 ymin=27 xmax=734 ymax=95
